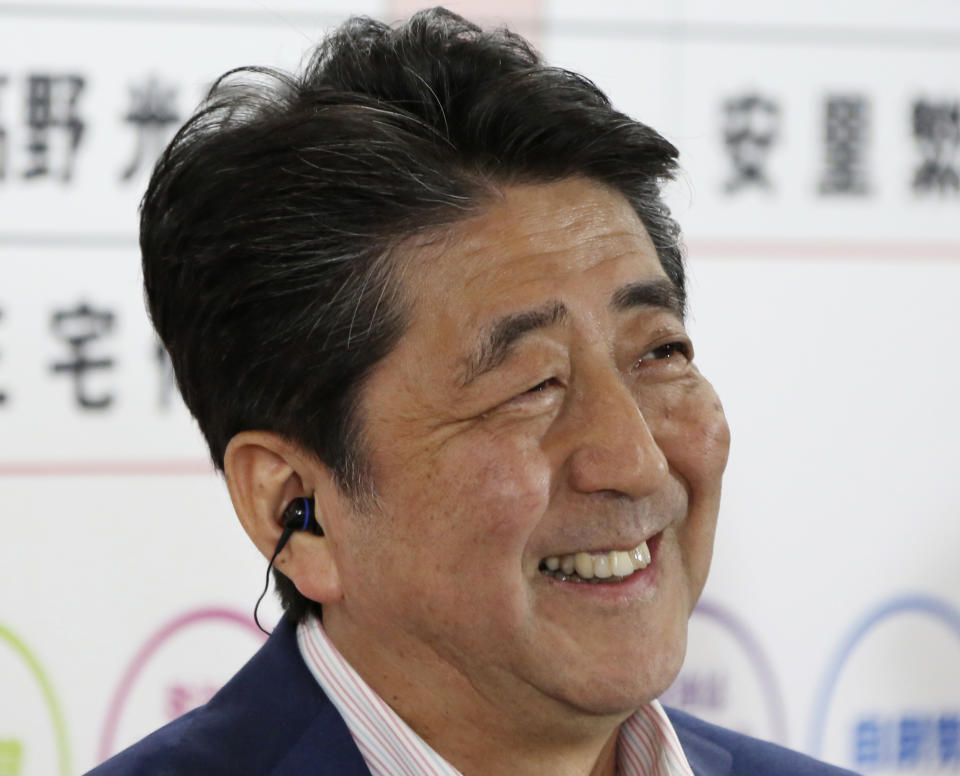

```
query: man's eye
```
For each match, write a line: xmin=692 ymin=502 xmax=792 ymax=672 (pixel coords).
xmin=636 ymin=341 xmax=691 ymax=367
xmin=524 ymin=377 xmax=559 ymax=395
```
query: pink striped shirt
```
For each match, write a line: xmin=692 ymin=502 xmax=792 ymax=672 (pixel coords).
xmin=297 ymin=616 xmax=694 ymax=776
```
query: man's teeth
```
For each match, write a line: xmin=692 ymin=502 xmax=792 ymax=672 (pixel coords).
xmin=540 ymin=541 xmax=651 ymax=583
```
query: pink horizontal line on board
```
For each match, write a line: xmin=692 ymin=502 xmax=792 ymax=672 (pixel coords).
xmin=687 ymin=239 xmax=960 ymax=260
xmin=0 ymin=460 xmax=215 ymax=476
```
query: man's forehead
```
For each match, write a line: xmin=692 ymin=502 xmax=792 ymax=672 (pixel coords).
xmin=459 ymin=181 xmax=653 ymax=273
xmin=399 ymin=178 xmax=662 ymax=307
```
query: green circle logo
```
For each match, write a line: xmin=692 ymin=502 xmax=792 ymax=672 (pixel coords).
xmin=0 ymin=623 xmax=70 ymax=776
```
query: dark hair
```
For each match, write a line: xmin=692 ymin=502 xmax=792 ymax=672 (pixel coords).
xmin=141 ymin=7 xmax=685 ymax=623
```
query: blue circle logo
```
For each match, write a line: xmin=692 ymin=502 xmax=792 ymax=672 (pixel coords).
xmin=810 ymin=594 xmax=960 ymax=772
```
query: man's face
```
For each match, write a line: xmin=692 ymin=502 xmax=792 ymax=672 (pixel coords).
xmin=322 ymin=177 xmax=730 ymax=728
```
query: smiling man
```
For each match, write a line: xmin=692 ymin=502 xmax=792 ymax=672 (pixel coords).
xmin=289 ymin=178 xmax=729 ymax=775
xmin=87 ymin=8 xmax=857 ymax=776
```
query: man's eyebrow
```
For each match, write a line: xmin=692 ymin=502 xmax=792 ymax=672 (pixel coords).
xmin=611 ymin=279 xmax=686 ymax=320
xmin=459 ymin=301 xmax=567 ymax=387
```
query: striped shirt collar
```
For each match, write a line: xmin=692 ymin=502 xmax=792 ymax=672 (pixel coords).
xmin=297 ymin=616 xmax=694 ymax=776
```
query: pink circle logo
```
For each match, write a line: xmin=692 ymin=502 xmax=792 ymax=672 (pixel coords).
xmin=97 ymin=607 xmax=266 ymax=762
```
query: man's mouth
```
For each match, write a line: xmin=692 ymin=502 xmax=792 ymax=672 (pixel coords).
xmin=538 ymin=539 xmax=652 ymax=584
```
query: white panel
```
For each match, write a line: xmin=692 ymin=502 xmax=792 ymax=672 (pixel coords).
xmin=2 ymin=2 xmax=959 ymax=774
xmin=680 ymin=0 xmax=960 ymax=32
xmin=672 ymin=40 xmax=960 ymax=241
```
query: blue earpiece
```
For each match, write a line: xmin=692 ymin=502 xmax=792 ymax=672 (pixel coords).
xmin=281 ymin=496 xmax=318 ymax=534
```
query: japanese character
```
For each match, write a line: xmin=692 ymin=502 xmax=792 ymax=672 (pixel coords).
xmin=819 ymin=95 xmax=871 ymax=196
xmin=50 ymin=301 xmax=115 ymax=409
xmin=853 ymin=717 xmax=882 ymax=767
xmin=913 ymin=98 xmax=960 ymax=194
xmin=120 ymin=76 xmax=180 ymax=181
xmin=165 ymin=682 xmax=218 ymax=720
xmin=898 ymin=715 xmax=934 ymax=766
xmin=721 ymin=93 xmax=780 ymax=193
xmin=940 ymin=714 xmax=960 ymax=765
xmin=24 ymin=73 xmax=85 ymax=182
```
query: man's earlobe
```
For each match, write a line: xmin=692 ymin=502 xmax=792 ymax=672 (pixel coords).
xmin=223 ymin=431 xmax=342 ymax=606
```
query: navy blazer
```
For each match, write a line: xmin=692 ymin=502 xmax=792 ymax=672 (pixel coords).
xmin=86 ymin=618 xmax=859 ymax=775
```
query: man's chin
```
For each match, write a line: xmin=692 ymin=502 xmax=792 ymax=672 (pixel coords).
xmin=548 ymin=637 xmax=688 ymax=719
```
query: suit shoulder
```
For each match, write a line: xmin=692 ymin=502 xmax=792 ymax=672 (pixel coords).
xmin=81 ymin=618 xmax=351 ymax=775
xmin=83 ymin=708 xmax=217 ymax=775
xmin=665 ymin=707 xmax=862 ymax=776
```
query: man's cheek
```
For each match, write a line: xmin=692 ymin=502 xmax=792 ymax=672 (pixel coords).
xmin=652 ymin=379 xmax=729 ymax=605
xmin=439 ymin=434 xmax=552 ymax=538
xmin=645 ymin=378 xmax=731 ymax=486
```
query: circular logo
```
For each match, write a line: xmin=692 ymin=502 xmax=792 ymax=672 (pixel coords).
xmin=0 ymin=623 xmax=71 ymax=776
xmin=810 ymin=594 xmax=960 ymax=774
xmin=97 ymin=607 xmax=266 ymax=762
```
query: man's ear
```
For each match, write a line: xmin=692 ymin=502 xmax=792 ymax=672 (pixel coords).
xmin=224 ymin=431 xmax=342 ymax=605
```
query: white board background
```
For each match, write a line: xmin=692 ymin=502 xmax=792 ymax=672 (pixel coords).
xmin=1 ymin=1 xmax=958 ymax=773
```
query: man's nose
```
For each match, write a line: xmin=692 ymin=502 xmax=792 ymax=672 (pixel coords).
xmin=563 ymin=367 xmax=669 ymax=500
